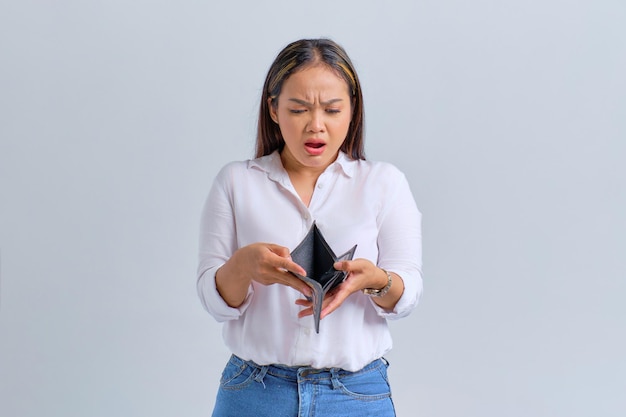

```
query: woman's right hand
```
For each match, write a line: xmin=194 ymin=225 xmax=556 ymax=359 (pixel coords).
xmin=215 ymin=243 xmax=311 ymax=308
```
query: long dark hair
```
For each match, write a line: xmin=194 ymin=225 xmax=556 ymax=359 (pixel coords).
xmin=256 ymin=39 xmax=365 ymax=160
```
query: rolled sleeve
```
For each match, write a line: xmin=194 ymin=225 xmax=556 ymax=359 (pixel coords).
xmin=197 ymin=162 xmax=253 ymax=322
xmin=371 ymin=267 xmax=423 ymax=319
xmin=197 ymin=265 xmax=254 ymax=321
xmin=373 ymin=168 xmax=423 ymax=319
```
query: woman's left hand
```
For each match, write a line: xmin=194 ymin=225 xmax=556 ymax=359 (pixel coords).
xmin=295 ymin=258 xmax=391 ymax=319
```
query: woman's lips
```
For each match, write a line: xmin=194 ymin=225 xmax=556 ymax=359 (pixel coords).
xmin=304 ymin=140 xmax=326 ymax=155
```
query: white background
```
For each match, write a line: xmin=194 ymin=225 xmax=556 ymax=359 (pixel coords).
xmin=1 ymin=1 xmax=624 ymax=416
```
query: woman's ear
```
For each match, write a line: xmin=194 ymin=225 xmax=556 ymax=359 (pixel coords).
xmin=268 ymin=98 xmax=278 ymax=124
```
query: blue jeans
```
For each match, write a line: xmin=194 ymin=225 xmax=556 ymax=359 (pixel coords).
xmin=212 ymin=354 xmax=396 ymax=417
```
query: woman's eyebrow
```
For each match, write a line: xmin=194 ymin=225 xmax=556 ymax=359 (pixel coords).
xmin=287 ymin=98 xmax=344 ymax=106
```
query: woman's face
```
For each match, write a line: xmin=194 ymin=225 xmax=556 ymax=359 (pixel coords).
xmin=270 ymin=65 xmax=352 ymax=173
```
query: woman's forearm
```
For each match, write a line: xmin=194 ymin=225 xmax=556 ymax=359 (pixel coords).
xmin=215 ymin=259 xmax=252 ymax=308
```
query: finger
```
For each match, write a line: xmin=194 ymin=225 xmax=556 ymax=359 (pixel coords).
xmin=266 ymin=243 xmax=291 ymax=258
xmin=266 ymin=249 xmax=306 ymax=276
xmin=300 ymin=289 xmax=346 ymax=318
xmin=320 ymin=288 xmax=351 ymax=320
xmin=296 ymin=297 xmax=314 ymax=318
xmin=295 ymin=298 xmax=312 ymax=307
xmin=264 ymin=244 xmax=306 ymax=274
xmin=280 ymin=258 xmax=306 ymax=276
xmin=296 ymin=295 xmax=337 ymax=318
xmin=333 ymin=260 xmax=350 ymax=271
xmin=297 ymin=306 xmax=314 ymax=318
xmin=276 ymin=272 xmax=312 ymax=297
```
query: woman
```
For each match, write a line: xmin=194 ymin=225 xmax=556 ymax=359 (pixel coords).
xmin=197 ymin=38 xmax=422 ymax=417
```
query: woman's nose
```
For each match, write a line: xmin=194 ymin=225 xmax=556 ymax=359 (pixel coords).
xmin=307 ymin=111 xmax=325 ymax=132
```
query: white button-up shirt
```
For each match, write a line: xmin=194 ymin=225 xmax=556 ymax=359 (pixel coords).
xmin=197 ymin=151 xmax=422 ymax=371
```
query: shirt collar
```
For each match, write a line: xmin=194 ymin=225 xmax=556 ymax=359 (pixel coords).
xmin=248 ymin=150 xmax=356 ymax=180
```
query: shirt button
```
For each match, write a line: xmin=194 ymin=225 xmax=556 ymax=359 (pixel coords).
xmin=317 ymin=183 xmax=323 ymax=189
xmin=303 ymin=213 xmax=309 ymax=220
xmin=304 ymin=328 xmax=310 ymax=336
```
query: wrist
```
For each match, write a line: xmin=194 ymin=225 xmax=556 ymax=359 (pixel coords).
xmin=363 ymin=268 xmax=392 ymax=297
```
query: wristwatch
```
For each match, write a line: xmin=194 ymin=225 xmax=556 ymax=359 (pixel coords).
xmin=363 ymin=268 xmax=392 ymax=297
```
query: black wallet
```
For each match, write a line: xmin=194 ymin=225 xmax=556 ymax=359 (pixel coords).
xmin=290 ymin=223 xmax=357 ymax=333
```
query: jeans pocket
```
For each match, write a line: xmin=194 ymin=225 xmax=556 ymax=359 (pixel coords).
xmin=335 ymin=367 xmax=392 ymax=401
xmin=219 ymin=359 xmax=256 ymax=391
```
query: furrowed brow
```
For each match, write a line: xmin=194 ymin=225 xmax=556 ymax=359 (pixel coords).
xmin=287 ymin=98 xmax=344 ymax=106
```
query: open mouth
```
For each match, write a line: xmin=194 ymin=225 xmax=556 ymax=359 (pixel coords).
xmin=304 ymin=141 xmax=326 ymax=155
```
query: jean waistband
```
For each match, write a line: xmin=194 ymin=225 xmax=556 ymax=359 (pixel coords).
xmin=229 ymin=354 xmax=387 ymax=381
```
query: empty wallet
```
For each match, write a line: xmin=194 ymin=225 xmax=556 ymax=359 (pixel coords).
xmin=290 ymin=222 xmax=357 ymax=333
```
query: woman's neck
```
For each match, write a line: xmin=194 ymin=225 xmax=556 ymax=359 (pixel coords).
xmin=279 ymin=149 xmax=337 ymax=180
xmin=280 ymin=150 xmax=338 ymax=207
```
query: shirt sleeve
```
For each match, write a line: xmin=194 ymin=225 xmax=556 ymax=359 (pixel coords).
xmin=196 ymin=164 xmax=254 ymax=322
xmin=372 ymin=167 xmax=423 ymax=319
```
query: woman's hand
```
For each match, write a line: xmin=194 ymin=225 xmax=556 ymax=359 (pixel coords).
xmin=295 ymin=258 xmax=404 ymax=319
xmin=216 ymin=243 xmax=311 ymax=308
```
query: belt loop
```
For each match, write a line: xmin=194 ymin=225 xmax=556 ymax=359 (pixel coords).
xmin=330 ymin=368 xmax=341 ymax=390
xmin=253 ymin=365 xmax=269 ymax=389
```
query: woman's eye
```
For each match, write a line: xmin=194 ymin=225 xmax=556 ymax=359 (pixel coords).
xmin=326 ymin=108 xmax=341 ymax=114
xmin=289 ymin=109 xmax=306 ymax=114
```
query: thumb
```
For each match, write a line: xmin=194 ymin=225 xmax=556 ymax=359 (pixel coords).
xmin=334 ymin=260 xmax=350 ymax=271
xmin=267 ymin=244 xmax=291 ymax=259
xmin=267 ymin=244 xmax=306 ymax=276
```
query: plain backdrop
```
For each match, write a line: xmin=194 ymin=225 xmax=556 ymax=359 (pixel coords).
xmin=1 ymin=1 xmax=625 ymax=416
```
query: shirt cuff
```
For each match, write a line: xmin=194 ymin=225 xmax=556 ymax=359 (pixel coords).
xmin=197 ymin=265 xmax=254 ymax=322
xmin=370 ymin=269 xmax=422 ymax=319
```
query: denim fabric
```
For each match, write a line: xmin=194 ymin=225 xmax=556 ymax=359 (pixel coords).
xmin=211 ymin=354 xmax=396 ymax=417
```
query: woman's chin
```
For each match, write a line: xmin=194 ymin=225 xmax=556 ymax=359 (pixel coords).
xmin=282 ymin=147 xmax=338 ymax=172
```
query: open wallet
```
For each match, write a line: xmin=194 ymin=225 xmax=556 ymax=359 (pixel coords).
xmin=289 ymin=223 xmax=357 ymax=333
